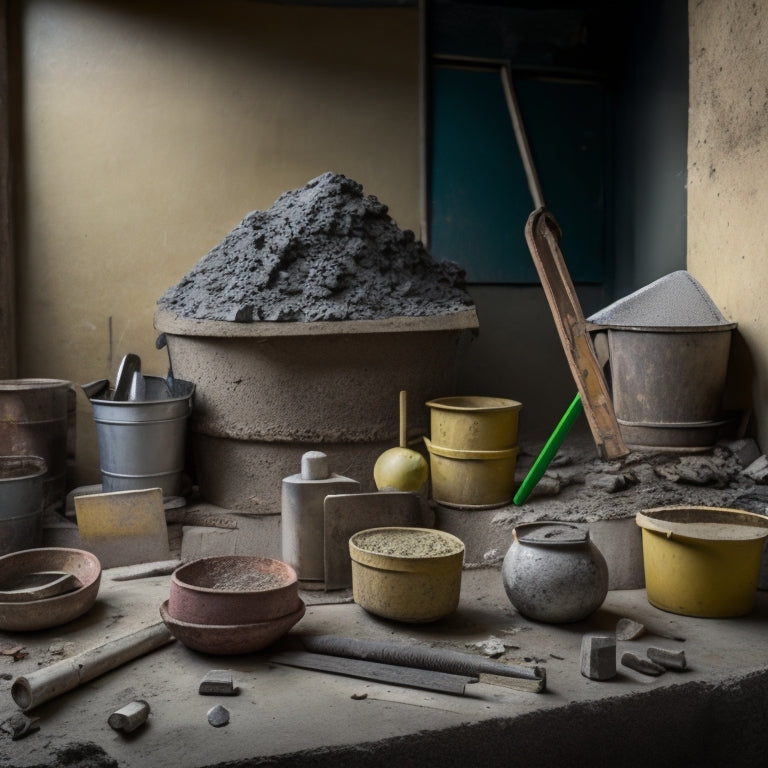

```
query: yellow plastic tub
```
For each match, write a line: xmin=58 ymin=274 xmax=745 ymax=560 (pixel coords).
xmin=425 ymin=396 xmax=522 ymax=451
xmin=349 ymin=527 xmax=464 ymax=623
xmin=424 ymin=436 xmax=518 ymax=509
xmin=636 ymin=506 xmax=768 ymax=617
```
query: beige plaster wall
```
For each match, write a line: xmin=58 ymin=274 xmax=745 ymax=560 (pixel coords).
xmin=688 ymin=0 xmax=768 ymax=450
xmin=16 ymin=0 xmax=419 ymax=484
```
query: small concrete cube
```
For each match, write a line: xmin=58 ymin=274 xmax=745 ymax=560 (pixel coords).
xmin=580 ymin=633 xmax=617 ymax=681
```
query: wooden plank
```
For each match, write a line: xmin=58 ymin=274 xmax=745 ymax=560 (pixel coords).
xmin=268 ymin=651 xmax=476 ymax=696
xmin=525 ymin=208 xmax=628 ymax=461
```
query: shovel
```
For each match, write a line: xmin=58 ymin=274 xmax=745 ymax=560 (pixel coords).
xmin=113 ymin=353 xmax=141 ymax=401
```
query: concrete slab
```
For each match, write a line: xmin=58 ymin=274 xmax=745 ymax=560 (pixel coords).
xmin=1 ymin=565 xmax=768 ymax=767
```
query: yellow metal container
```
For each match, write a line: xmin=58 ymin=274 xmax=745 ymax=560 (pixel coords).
xmin=636 ymin=506 xmax=768 ymax=617
xmin=425 ymin=396 xmax=522 ymax=451
xmin=424 ymin=437 xmax=518 ymax=509
xmin=349 ymin=527 xmax=464 ymax=623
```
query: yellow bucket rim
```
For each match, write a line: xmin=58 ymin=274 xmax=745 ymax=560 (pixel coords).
xmin=425 ymin=396 xmax=522 ymax=413
xmin=423 ymin=436 xmax=518 ymax=460
xmin=636 ymin=505 xmax=768 ymax=542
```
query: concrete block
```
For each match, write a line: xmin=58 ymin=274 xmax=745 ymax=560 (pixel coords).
xmin=580 ymin=633 xmax=616 ymax=680
xmin=179 ymin=513 xmax=282 ymax=561
xmin=587 ymin=518 xmax=645 ymax=590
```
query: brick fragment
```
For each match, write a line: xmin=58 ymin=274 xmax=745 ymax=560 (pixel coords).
xmin=581 ymin=634 xmax=616 ymax=681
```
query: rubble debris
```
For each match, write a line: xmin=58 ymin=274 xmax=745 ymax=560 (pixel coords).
xmin=743 ymin=455 xmax=768 ymax=483
xmin=2 ymin=712 xmax=40 ymax=740
xmin=621 ymin=652 xmax=665 ymax=676
xmin=108 ymin=700 xmax=150 ymax=733
xmin=207 ymin=705 xmax=230 ymax=728
xmin=728 ymin=438 xmax=762 ymax=469
xmin=615 ymin=618 xmax=645 ymax=641
xmin=580 ymin=634 xmax=617 ymax=681
xmin=199 ymin=670 xmax=238 ymax=696
xmin=469 ymin=637 xmax=507 ymax=658
xmin=647 ymin=647 xmax=687 ymax=671
xmin=503 ymin=434 xmax=767 ymax=524
xmin=1 ymin=646 xmax=28 ymax=661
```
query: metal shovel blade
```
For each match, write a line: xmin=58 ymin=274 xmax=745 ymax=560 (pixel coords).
xmin=128 ymin=370 xmax=146 ymax=401
xmin=113 ymin=354 xmax=141 ymax=401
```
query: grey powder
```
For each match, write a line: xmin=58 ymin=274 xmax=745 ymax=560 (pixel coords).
xmin=158 ymin=172 xmax=475 ymax=323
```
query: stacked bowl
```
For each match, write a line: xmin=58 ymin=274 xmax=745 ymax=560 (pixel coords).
xmin=160 ymin=556 xmax=305 ymax=654
xmin=424 ymin=396 xmax=522 ymax=508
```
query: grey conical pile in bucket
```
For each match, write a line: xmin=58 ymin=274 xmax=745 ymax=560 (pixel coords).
xmin=586 ymin=271 xmax=736 ymax=450
xmin=587 ymin=270 xmax=735 ymax=330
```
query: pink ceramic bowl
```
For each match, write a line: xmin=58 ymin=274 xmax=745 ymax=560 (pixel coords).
xmin=160 ymin=600 xmax=305 ymax=655
xmin=168 ymin=556 xmax=301 ymax=626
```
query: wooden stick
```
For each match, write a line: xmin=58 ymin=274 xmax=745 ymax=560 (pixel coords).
xmin=399 ymin=390 xmax=407 ymax=448
xmin=11 ymin=622 xmax=174 ymax=711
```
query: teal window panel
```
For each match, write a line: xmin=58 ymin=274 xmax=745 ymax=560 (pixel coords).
xmin=429 ymin=65 xmax=609 ymax=284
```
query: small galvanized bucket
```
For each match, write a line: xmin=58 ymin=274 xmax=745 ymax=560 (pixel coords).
xmin=0 ymin=455 xmax=47 ymax=555
xmin=90 ymin=376 xmax=194 ymax=496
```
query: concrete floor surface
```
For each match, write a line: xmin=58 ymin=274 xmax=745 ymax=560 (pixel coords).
xmin=1 ymin=564 xmax=767 ymax=768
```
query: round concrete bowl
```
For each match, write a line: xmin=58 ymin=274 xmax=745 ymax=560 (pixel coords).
xmin=168 ymin=556 xmax=301 ymax=626
xmin=0 ymin=547 xmax=102 ymax=631
xmin=349 ymin=527 xmax=465 ymax=623
xmin=160 ymin=600 xmax=305 ymax=655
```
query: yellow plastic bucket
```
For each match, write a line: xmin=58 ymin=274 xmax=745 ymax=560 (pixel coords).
xmin=349 ymin=527 xmax=465 ymax=623
xmin=424 ymin=437 xmax=518 ymax=509
xmin=425 ymin=396 xmax=522 ymax=451
xmin=636 ymin=506 xmax=768 ymax=617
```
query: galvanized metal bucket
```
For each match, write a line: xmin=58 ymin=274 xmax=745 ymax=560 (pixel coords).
xmin=588 ymin=271 xmax=737 ymax=451
xmin=0 ymin=378 xmax=72 ymax=511
xmin=90 ymin=376 xmax=195 ymax=496
xmin=605 ymin=326 xmax=735 ymax=450
xmin=0 ymin=455 xmax=47 ymax=556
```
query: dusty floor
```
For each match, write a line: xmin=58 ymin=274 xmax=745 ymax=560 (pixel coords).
xmin=1 ymin=565 xmax=768 ymax=768
xmin=1 ymin=430 xmax=768 ymax=767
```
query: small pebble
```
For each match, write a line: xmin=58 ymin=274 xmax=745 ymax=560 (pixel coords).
xmin=615 ymin=618 xmax=646 ymax=640
xmin=207 ymin=704 xmax=230 ymax=728
xmin=7 ymin=712 xmax=40 ymax=740
xmin=647 ymin=646 xmax=687 ymax=671
xmin=621 ymin=651 xmax=665 ymax=676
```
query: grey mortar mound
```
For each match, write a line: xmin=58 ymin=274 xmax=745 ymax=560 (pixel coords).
xmin=158 ymin=171 xmax=475 ymax=323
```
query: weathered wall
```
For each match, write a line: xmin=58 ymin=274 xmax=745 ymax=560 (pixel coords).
xmin=688 ymin=0 xmax=768 ymax=449
xmin=15 ymin=0 xmax=420 ymax=485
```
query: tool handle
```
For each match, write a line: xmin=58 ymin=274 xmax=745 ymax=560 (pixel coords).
xmin=513 ymin=393 xmax=583 ymax=506
xmin=399 ymin=390 xmax=407 ymax=448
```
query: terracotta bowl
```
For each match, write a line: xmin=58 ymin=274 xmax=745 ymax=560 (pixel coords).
xmin=168 ymin=556 xmax=301 ymax=625
xmin=0 ymin=547 xmax=102 ymax=631
xmin=159 ymin=599 xmax=305 ymax=655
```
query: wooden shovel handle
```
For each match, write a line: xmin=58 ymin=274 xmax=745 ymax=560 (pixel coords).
xmin=525 ymin=208 xmax=628 ymax=461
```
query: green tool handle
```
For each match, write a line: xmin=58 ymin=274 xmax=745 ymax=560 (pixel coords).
xmin=513 ymin=393 xmax=583 ymax=506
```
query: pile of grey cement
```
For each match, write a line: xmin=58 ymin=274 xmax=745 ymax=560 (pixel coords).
xmin=158 ymin=172 xmax=474 ymax=323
